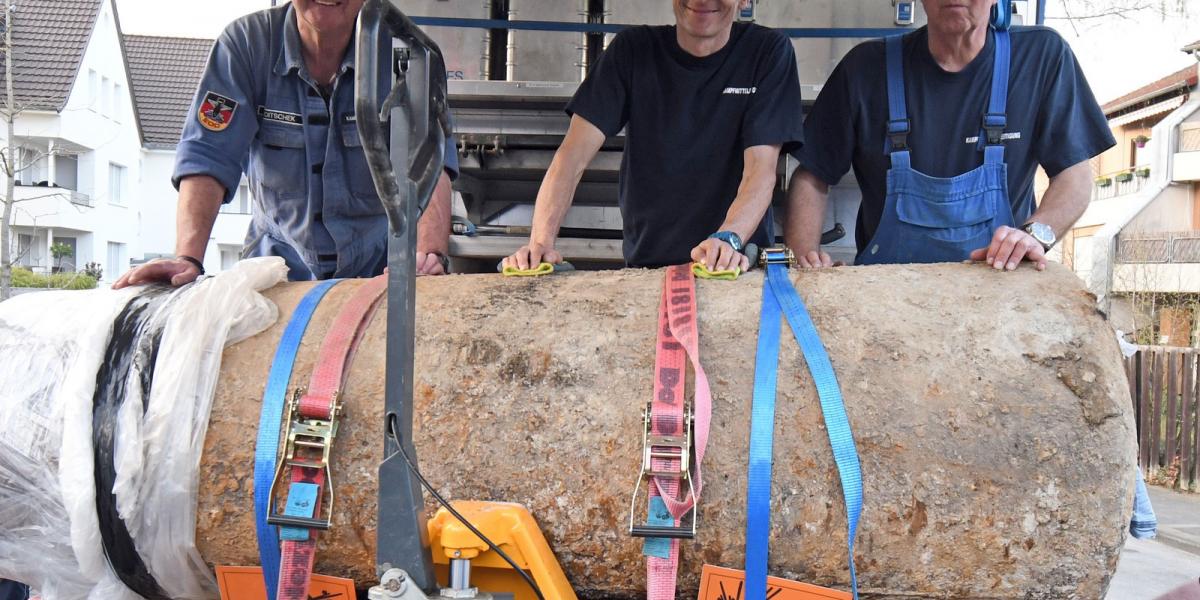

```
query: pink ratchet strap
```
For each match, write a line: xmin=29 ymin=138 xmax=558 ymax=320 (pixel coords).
xmin=632 ymin=264 xmax=713 ymax=600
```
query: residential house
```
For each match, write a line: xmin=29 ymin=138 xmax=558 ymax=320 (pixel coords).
xmin=1072 ymin=41 xmax=1200 ymax=345
xmin=1 ymin=0 xmax=143 ymax=281
xmin=1 ymin=0 xmax=253 ymax=286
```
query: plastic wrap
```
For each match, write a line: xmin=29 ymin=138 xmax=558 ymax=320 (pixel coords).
xmin=0 ymin=257 xmax=287 ymax=599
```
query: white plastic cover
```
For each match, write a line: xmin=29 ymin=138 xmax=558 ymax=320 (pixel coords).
xmin=0 ymin=257 xmax=287 ymax=599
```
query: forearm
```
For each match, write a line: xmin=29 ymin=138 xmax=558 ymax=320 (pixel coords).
xmin=175 ymin=175 xmax=225 ymax=259
xmin=529 ymin=157 xmax=582 ymax=247
xmin=530 ymin=117 xmax=604 ymax=247
xmin=1029 ymin=160 xmax=1092 ymax=239
xmin=719 ymin=145 xmax=782 ymax=240
xmin=783 ymin=168 xmax=829 ymax=253
xmin=417 ymin=171 xmax=452 ymax=255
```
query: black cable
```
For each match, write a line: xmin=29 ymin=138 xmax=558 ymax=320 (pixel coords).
xmin=389 ymin=416 xmax=546 ymax=600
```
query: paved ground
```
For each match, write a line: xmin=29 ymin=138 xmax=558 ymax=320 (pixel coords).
xmin=1107 ymin=486 xmax=1200 ymax=599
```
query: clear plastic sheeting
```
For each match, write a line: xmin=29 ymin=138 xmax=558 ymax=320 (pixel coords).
xmin=0 ymin=257 xmax=288 ymax=599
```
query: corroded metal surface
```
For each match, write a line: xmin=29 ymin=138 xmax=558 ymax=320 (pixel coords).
xmin=197 ymin=263 xmax=1136 ymax=599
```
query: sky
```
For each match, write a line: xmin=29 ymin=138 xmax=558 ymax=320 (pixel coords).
xmin=114 ymin=0 xmax=1200 ymax=105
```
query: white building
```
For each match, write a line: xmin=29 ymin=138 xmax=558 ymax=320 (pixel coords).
xmin=2 ymin=0 xmax=248 ymax=284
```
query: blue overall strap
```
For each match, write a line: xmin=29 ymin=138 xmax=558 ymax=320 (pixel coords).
xmin=744 ymin=264 xmax=784 ymax=600
xmin=768 ymin=264 xmax=864 ymax=598
xmin=982 ymin=29 xmax=1011 ymax=163
xmin=884 ymin=34 xmax=909 ymax=153
xmin=253 ymin=279 xmax=341 ymax=600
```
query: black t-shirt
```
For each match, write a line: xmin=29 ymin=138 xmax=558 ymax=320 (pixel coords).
xmin=567 ymin=23 xmax=804 ymax=267
xmin=793 ymin=26 xmax=1115 ymax=252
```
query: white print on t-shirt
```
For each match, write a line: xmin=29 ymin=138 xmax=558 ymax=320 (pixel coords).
xmin=964 ymin=132 xmax=1022 ymax=144
xmin=722 ymin=86 xmax=758 ymax=95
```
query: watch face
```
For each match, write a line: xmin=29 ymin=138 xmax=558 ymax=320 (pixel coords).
xmin=1026 ymin=222 xmax=1055 ymax=246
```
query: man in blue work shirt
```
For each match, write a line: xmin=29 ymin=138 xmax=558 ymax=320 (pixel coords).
xmin=115 ymin=0 xmax=458 ymax=289
xmin=502 ymin=0 xmax=804 ymax=273
xmin=784 ymin=0 xmax=1113 ymax=270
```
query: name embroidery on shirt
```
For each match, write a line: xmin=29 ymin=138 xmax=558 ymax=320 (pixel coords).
xmin=258 ymin=106 xmax=303 ymax=126
xmin=964 ymin=132 xmax=1022 ymax=144
xmin=722 ymin=86 xmax=758 ymax=95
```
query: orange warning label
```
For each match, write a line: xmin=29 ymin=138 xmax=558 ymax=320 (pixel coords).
xmin=697 ymin=564 xmax=851 ymax=600
xmin=215 ymin=565 xmax=356 ymax=600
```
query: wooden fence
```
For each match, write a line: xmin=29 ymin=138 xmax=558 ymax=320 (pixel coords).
xmin=1125 ymin=346 xmax=1200 ymax=491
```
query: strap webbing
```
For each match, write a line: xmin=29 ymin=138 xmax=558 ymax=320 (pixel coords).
xmin=645 ymin=265 xmax=713 ymax=600
xmin=254 ymin=279 xmax=341 ymax=600
xmin=277 ymin=275 xmax=389 ymax=600
xmin=746 ymin=264 xmax=863 ymax=600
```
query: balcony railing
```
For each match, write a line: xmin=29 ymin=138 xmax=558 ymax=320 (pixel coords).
xmin=1118 ymin=231 xmax=1200 ymax=264
xmin=1095 ymin=169 xmax=1151 ymax=200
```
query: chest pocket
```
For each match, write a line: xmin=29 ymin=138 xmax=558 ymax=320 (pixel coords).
xmin=895 ymin=190 xmax=996 ymax=243
xmin=254 ymin=121 xmax=306 ymax=198
xmin=340 ymin=125 xmax=385 ymax=208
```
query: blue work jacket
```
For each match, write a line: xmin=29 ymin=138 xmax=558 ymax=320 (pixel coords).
xmin=174 ymin=3 xmax=458 ymax=280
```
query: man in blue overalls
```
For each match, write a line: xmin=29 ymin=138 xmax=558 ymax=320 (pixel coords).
xmin=115 ymin=0 xmax=458 ymax=289
xmin=784 ymin=0 xmax=1113 ymax=269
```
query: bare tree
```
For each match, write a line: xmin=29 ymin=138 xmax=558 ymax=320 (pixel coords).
xmin=1046 ymin=0 xmax=1196 ymax=35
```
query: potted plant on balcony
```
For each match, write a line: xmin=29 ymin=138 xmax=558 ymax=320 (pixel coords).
xmin=1133 ymin=135 xmax=1150 ymax=148
xmin=1095 ymin=175 xmax=1113 ymax=187
xmin=1115 ymin=170 xmax=1134 ymax=183
xmin=1135 ymin=167 xmax=1151 ymax=178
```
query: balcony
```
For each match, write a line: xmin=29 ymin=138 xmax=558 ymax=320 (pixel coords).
xmin=1094 ymin=167 xmax=1151 ymax=200
xmin=1113 ymin=231 xmax=1200 ymax=294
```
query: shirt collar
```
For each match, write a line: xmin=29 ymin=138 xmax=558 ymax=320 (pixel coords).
xmin=275 ymin=4 xmax=357 ymax=80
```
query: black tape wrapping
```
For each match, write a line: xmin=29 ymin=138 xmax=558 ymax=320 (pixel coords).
xmin=91 ymin=286 xmax=176 ymax=600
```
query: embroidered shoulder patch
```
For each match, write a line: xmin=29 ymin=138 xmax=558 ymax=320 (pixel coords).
xmin=198 ymin=91 xmax=238 ymax=132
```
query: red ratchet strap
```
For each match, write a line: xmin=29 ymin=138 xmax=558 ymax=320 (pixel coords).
xmin=271 ymin=275 xmax=388 ymax=600
xmin=645 ymin=264 xmax=713 ymax=600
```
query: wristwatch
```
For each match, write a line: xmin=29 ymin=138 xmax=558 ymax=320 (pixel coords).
xmin=708 ymin=231 xmax=744 ymax=253
xmin=429 ymin=251 xmax=451 ymax=274
xmin=1021 ymin=222 xmax=1056 ymax=252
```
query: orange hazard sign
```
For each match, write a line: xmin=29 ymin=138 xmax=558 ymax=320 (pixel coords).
xmin=697 ymin=565 xmax=851 ymax=600
xmin=215 ymin=565 xmax=356 ymax=600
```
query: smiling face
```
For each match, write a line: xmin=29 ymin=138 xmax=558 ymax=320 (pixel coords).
xmin=921 ymin=0 xmax=996 ymax=37
xmin=293 ymin=0 xmax=366 ymax=39
xmin=672 ymin=0 xmax=747 ymax=55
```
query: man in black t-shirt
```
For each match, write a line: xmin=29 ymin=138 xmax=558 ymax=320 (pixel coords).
xmin=502 ymin=0 xmax=804 ymax=271
xmin=785 ymin=0 xmax=1113 ymax=270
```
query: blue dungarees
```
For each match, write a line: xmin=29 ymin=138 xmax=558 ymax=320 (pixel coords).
xmin=857 ymin=29 xmax=1014 ymax=265
xmin=174 ymin=4 xmax=458 ymax=280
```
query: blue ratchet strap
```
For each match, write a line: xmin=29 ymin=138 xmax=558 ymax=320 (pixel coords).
xmin=253 ymin=279 xmax=341 ymax=600
xmin=746 ymin=264 xmax=864 ymax=600
xmin=744 ymin=264 xmax=783 ymax=600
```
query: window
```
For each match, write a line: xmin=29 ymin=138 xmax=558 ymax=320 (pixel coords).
xmin=88 ymin=69 xmax=98 ymax=109
xmin=107 ymin=242 xmax=127 ymax=280
xmin=55 ymin=155 xmax=79 ymax=191
xmin=101 ymin=76 xmax=111 ymax=115
xmin=109 ymin=163 xmax=126 ymax=205
xmin=16 ymin=233 xmax=40 ymax=268
xmin=220 ymin=247 xmax=240 ymax=271
xmin=219 ymin=183 xmax=252 ymax=215
xmin=113 ymin=83 xmax=123 ymax=123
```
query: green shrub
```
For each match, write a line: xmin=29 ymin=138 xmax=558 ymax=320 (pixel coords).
xmin=8 ymin=267 xmax=97 ymax=290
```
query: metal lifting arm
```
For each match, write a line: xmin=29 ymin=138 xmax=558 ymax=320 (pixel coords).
xmin=355 ymin=0 xmax=453 ymax=593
